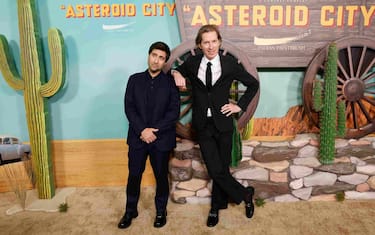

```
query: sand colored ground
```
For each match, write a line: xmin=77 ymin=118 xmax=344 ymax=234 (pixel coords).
xmin=1 ymin=186 xmax=375 ymax=235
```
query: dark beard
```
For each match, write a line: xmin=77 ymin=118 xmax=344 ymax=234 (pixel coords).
xmin=149 ymin=68 xmax=161 ymax=73
xmin=148 ymin=68 xmax=162 ymax=77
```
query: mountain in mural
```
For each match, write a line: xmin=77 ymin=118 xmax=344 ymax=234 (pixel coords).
xmin=252 ymin=105 xmax=319 ymax=136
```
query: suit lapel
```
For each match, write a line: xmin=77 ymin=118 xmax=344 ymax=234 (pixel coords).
xmin=213 ymin=54 xmax=226 ymax=87
xmin=191 ymin=54 xmax=206 ymax=89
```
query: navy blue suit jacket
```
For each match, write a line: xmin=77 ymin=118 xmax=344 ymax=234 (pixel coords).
xmin=124 ymin=70 xmax=180 ymax=151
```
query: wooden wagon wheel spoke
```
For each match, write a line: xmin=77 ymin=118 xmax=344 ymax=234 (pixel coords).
xmin=337 ymin=75 xmax=346 ymax=84
xmin=362 ymin=96 xmax=375 ymax=106
xmin=363 ymin=72 xmax=375 ymax=83
xmin=337 ymin=94 xmax=345 ymax=100
xmin=365 ymin=81 xmax=375 ymax=89
xmin=361 ymin=57 xmax=375 ymax=79
xmin=163 ymin=40 xmax=259 ymax=140
xmin=363 ymin=73 xmax=375 ymax=95
xmin=357 ymin=100 xmax=373 ymax=123
xmin=337 ymin=59 xmax=351 ymax=81
xmin=303 ymin=36 xmax=375 ymax=139
xmin=355 ymin=46 xmax=367 ymax=78
xmin=347 ymin=45 xmax=355 ymax=78
xmin=345 ymin=100 xmax=352 ymax=118
xmin=350 ymin=102 xmax=359 ymax=129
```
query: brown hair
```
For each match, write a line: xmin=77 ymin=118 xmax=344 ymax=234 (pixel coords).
xmin=195 ymin=24 xmax=222 ymax=46
xmin=148 ymin=41 xmax=171 ymax=61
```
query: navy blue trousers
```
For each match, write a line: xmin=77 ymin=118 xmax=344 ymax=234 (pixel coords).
xmin=125 ymin=145 xmax=170 ymax=214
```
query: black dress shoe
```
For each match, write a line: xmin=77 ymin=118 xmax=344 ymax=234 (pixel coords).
xmin=245 ymin=201 xmax=255 ymax=218
xmin=218 ymin=204 xmax=228 ymax=210
xmin=206 ymin=209 xmax=219 ymax=227
xmin=245 ymin=186 xmax=255 ymax=218
xmin=154 ymin=212 xmax=167 ymax=228
xmin=118 ymin=211 xmax=138 ymax=229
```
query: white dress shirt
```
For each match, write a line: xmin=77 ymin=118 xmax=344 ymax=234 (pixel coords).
xmin=198 ymin=55 xmax=221 ymax=116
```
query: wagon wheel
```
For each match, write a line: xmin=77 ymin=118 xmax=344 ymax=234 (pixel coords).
xmin=303 ymin=36 xmax=375 ymax=139
xmin=163 ymin=39 xmax=260 ymax=140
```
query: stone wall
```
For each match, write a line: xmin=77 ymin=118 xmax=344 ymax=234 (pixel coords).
xmin=169 ymin=134 xmax=375 ymax=204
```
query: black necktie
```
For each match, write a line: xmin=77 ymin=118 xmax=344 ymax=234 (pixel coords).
xmin=206 ymin=61 xmax=212 ymax=90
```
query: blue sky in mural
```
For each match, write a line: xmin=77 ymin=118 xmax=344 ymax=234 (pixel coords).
xmin=0 ymin=0 xmax=303 ymax=141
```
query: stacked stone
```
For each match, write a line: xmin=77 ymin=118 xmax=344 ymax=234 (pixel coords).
xmin=169 ymin=134 xmax=375 ymax=204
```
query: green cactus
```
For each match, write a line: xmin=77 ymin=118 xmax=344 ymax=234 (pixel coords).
xmin=0 ymin=0 xmax=65 ymax=199
xmin=336 ymin=100 xmax=346 ymax=138
xmin=230 ymin=81 xmax=242 ymax=167
xmin=242 ymin=118 xmax=254 ymax=140
xmin=313 ymin=79 xmax=323 ymax=112
xmin=312 ymin=43 xmax=345 ymax=164
xmin=231 ymin=119 xmax=242 ymax=167
xmin=230 ymin=81 xmax=254 ymax=140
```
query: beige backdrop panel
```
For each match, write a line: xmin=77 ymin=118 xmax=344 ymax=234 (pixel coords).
xmin=0 ymin=139 xmax=156 ymax=192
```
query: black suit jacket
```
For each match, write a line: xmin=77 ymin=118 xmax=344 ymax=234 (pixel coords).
xmin=124 ymin=70 xmax=180 ymax=151
xmin=176 ymin=53 xmax=259 ymax=132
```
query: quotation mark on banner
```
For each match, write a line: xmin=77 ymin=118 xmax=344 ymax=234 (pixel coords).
xmin=183 ymin=5 xmax=191 ymax=12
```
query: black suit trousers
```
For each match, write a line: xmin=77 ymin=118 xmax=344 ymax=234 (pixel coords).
xmin=125 ymin=145 xmax=170 ymax=214
xmin=197 ymin=118 xmax=246 ymax=210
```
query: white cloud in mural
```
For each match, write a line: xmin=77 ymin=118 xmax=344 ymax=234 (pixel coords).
xmin=102 ymin=22 xmax=136 ymax=31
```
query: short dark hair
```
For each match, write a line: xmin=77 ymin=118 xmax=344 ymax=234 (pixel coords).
xmin=148 ymin=41 xmax=171 ymax=61
xmin=195 ymin=24 xmax=222 ymax=46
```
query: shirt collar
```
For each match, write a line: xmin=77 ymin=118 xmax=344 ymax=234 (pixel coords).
xmin=203 ymin=54 xmax=220 ymax=66
xmin=145 ymin=69 xmax=162 ymax=80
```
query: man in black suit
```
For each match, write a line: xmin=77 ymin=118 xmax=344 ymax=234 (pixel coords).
xmin=172 ymin=25 xmax=259 ymax=227
xmin=118 ymin=41 xmax=180 ymax=229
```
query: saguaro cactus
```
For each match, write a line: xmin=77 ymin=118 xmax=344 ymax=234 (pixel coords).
xmin=0 ymin=0 xmax=65 ymax=199
xmin=312 ymin=43 xmax=345 ymax=164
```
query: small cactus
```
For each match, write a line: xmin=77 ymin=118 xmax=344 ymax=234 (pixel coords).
xmin=335 ymin=191 xmax=345 ymax=202
xmin=59 ymin=202 xmax=69 ymax=212
xmin=255 ymin=198 xmax=266 ymax=207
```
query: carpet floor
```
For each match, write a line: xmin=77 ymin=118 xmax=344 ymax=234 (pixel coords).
xmin=1 ymin=186 xmax=375 ymax=235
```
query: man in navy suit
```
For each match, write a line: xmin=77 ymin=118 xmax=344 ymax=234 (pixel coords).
xmin=172 ymin=25 xmax=259 ymax=227
xmin=118 ymin=42 xmax=180 ymax=229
